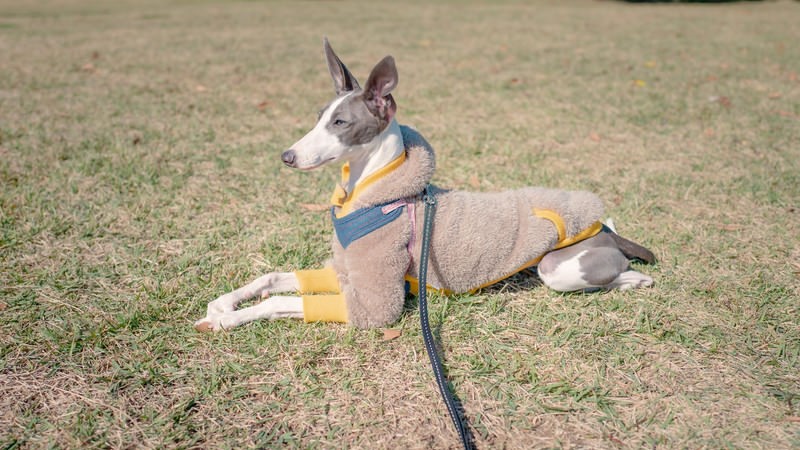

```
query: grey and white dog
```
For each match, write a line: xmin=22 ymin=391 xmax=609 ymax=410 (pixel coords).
xmin=195 ymin=39 xmax=654 ymax=332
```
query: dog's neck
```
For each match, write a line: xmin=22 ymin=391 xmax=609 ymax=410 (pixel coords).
xmin=344 ymin=119 xmax=404 ymax=194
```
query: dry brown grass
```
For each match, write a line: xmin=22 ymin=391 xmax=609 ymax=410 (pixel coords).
xmin=1 ymin=0 xmax=799 ymax=448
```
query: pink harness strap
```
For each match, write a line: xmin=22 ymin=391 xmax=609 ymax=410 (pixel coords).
xmin=406 ymin=201 xmax=417 ymax=259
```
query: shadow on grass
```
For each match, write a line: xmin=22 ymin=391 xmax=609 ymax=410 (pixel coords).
xmin=403 ymin=293 xmax=477 ymax=448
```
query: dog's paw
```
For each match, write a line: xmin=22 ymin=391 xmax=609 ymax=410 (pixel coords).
xmin=194 ymin=316 xmax=224 ymax=333
xmin=613 ymin=270 xmax=654 ymax=290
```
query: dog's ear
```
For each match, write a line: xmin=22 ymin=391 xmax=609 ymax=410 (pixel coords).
xmin=363 ymin=55 xmax=398 ymax=122
xmin=324 ymin=37 xmax=360 ymax=95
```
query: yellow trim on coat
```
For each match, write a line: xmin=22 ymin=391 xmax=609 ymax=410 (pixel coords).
xmin=331 ymin=152 xmax=407 ymax=218
xmin=296 ymin=268 xmax=346 ymax=323
xmin=405 ymin=214 xmax=604 ymax=295
xmin=295 ymin=267 xmax=341 ymax=294
xmin=466 ymin=217 xmax=603 ymax=291
xmin=532 ymin=209 xmax=566 ymax=243
xmin=533 ymin=208 xmax=604 ymax=250
xmin=302 ymin=294 xmax=348 ymax=323
xmin=404 ymin=274 xmax=454 ymax=296
xmin=552 ymin=220 xmax=603 ymax=250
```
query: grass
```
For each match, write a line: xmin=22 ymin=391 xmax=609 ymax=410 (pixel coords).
xmin=1 ymin=0 xmax=799 ymax=448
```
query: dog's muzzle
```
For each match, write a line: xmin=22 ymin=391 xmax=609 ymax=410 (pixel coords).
xmin=281 ymin=149 xmax=296 ymax=167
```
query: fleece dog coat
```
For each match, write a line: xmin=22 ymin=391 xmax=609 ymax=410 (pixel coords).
xmin=296 ymin=125 xmax=605 ymax=329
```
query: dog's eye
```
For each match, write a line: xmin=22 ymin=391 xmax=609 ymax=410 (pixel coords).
xmin=333 ymin=119 xmax=347 ymax=126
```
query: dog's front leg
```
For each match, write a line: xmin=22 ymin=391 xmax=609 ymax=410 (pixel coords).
xmin=195 ymin=295 xmax=304 ymax=332
xmin=199 ymin=271 xmax=299 ymax=318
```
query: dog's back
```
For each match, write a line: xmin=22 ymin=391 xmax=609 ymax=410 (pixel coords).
xmin=412 ymin=186 xmax=605 ymax=293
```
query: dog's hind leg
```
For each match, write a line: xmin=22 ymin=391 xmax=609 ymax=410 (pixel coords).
xmin=195 ymin=295 xmax=304 ymax=332
xmin=602 ymin=269 xmax=654 ymax=291
xmin=538 ymin=232 xmax=653 ymax=292
xmin=201 ymin=272 xmax=299 ymax=317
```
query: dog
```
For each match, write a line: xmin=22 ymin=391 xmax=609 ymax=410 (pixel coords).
xmin=194 ymin=38 xmax=654 ymax=332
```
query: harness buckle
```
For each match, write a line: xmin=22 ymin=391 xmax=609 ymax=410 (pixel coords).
xmin=423 ymin=187 xmax=436 ymax=206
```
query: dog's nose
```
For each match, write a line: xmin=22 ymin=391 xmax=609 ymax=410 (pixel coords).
xmin=281 ymin=149 xmax=296 ymax=167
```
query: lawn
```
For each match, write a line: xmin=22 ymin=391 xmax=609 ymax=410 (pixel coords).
xmin=1 ymin=0 xmax=798 ymax=448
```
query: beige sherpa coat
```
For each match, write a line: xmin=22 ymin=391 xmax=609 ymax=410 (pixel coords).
xmin=296 ymin=125 xmax=604 ymax=329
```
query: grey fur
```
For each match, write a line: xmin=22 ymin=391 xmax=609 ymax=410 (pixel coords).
xmin=538 ymin=232 xmax=631 ymax=287
xmin=326 ymin=93 xmax=386 ymax=146
xmin=324 ymin=53 xmax=399 ymax=147
xmin=608 ymin=232 xmax=656 ymax=263
xmin=324 ymin=37 xmax=360 ymax=95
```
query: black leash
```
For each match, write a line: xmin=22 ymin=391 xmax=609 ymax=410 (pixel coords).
xmin=418 ymin=186 xmax=473 ymax=450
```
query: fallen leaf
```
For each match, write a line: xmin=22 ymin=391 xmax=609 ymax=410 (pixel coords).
xmin=299 ymin=203 xmax=329 ymax=212
xmin=775 ymin=110 xmax=798 ymax=119
xmin=709 ymin=96 xmax=732 ymax=109
xmin=608 ymin=434 xmax=625 ymax=445
xmin=382 ymin=329 xmax=401 ymax=341
xmin=589 ymin=132 xmax=601 ymax=142
xmin=509 ymin=78 xmax=520 ymax=85
xmin=257 ymin=100 xmax=270 ymax=111
xmin=469 ymin=175 xmax=480 ymax=188
xmin=633 ymin=79 xmax=646 ymax=87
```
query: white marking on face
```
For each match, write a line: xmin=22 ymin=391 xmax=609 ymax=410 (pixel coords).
xmin=288 ymin=94 xmax=352 ymax=170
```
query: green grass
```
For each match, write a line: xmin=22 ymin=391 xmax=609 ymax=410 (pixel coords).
xmin=1 ymin=0 xmax=799 ymax=448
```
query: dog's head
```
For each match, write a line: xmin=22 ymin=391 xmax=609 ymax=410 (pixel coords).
xmin=282 ymin=38 xmax=398 ymax=170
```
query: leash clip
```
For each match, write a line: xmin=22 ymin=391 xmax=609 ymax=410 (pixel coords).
xmin=423 ymin=188 xmax=436 ymax=206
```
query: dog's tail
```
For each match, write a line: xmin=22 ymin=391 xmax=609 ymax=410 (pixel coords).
xmin=602 ymin=218 xmax=655 ymax=264
xmin=609 ymin=232 xmax=656 ymax=264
